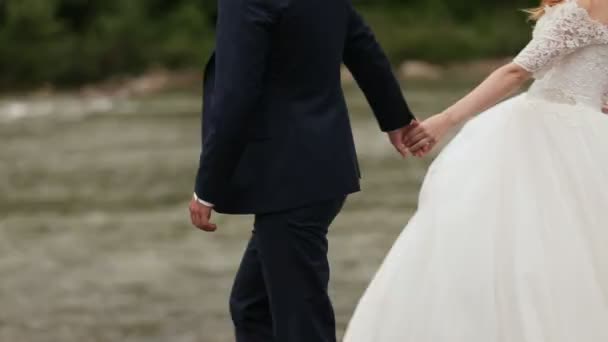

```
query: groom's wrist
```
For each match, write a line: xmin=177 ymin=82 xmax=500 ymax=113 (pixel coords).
xmin=193 ymin=192 xmax=214 ymax=208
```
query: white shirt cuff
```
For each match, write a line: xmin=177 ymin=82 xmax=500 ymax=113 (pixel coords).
xmin=193 ymin=193 xmax=214 ymax=207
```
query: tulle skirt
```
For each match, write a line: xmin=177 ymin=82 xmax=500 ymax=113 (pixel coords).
xmin=343 ymin=94 xmax=608 ymax=342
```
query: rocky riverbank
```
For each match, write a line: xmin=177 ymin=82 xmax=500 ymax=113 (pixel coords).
xmin=0 ymin=59 xmax=507 ymax=123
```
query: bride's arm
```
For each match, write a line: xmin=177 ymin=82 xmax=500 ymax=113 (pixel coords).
xmin=403 ymin=64 xmax=530 ymax=154
xmin=406 ymin=2 xmax=596 ymax=155
xmin=442 ymin=63 xmax=530 ymax=125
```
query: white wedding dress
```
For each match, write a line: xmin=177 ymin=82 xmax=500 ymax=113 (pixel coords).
xmin=343 ymin=1 xmax=608 ymax=341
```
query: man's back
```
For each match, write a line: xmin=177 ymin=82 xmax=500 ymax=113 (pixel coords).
xmin=265 ymin=0 xmax=348 ymax=97
xmin=196 ymin=0 xmax=414 ymax=214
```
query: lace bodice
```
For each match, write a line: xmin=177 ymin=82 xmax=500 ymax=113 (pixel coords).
xmin=513 ymin=0 xmax=608 ymax=108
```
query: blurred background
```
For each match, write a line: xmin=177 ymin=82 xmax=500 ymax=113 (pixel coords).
xmin=0 ymin=0 xmax=537 ymax=341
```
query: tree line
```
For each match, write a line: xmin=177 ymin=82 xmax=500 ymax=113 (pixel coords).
xmin=0 ymin=0 xmax=538 ymax=89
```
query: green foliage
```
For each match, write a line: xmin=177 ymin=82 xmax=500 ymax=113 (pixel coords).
xmin=360 ymin=5 xmax=533 ymax=63
xmin=0 ymin=0 xmax=540 ymax=89
xmin=0 ymin=0 xmax=215 ymax=89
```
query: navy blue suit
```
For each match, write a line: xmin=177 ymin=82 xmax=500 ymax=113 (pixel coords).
xmin=194 ymin=0 xmax=414 ymax=340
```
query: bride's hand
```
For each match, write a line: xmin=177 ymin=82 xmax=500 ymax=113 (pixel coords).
xmin=404 ymin=113 xmax=455 ymax=156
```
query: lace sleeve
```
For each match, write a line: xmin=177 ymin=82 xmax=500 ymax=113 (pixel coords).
xmin=514 ymin=2 xmax=595 ymax=73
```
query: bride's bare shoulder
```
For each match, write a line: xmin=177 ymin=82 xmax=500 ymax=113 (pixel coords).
xmin=585 ymin=0 xmax=608 ymax=25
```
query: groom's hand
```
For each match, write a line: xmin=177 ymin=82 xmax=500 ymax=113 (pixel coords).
xmin=189 ymin=199 xmax=217 ymax=232
xmin=388 ymin=121 xmax=420 ymax=158
xmin=405 ymin=114 xmax=454 ymax=156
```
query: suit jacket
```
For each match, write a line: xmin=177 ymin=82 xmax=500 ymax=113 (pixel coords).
xmin=195 ymin=0 xmax=415 ymax=214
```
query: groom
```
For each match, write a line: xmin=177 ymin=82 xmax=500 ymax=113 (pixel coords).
xmin=189 ymin=0 xmax=430 ymax=341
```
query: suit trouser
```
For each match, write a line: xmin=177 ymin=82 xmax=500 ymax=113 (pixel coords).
xmin=229 ymin=197 xmax=346 ymax=342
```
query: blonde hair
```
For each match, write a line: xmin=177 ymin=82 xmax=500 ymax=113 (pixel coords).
xmin=526 ymin=0 xmax=566 ymax=20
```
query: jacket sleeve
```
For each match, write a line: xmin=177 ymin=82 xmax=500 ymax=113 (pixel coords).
xmin=343 ymin=5 xmax=415 ymax=132
xmin=194 ymin=0 xmax=283 ymax=204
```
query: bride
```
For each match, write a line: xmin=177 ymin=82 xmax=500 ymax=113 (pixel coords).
xmin=344 ymin=0 xmax=608 ymax=341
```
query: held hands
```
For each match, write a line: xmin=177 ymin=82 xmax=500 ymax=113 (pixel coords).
xmin=407 ymin=114 xmax=455 ymax=156
xmin=189 ymin=198 xmax=217 ymax=232
xmin=388 ymin=121 xmax=421 ymax=158
xmin=390 ymin=114 xmax=456 ymax=158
